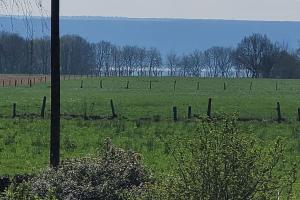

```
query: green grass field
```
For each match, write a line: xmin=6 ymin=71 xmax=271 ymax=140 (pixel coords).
xmin=1 ymin=77 xmax=300 ymax=196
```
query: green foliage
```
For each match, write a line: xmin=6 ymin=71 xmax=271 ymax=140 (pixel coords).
xmin=144 ymin=116 xmax=297 ymax=200
xmin=2 ymin=139 xmax=152 ymax=200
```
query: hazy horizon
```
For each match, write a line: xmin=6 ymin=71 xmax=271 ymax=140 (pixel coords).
xmin=1 ymin=0 xmax=300 ymax=21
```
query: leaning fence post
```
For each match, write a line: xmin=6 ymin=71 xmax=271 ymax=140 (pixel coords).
xmin=173 ymin=106 xmax=178 ymax=121
xmin=207 ymin=98 xmax=212 ymax=118
xmin=41 ymin=96 xmax=47 ymax=118
xmin=110 ymin=99 xmax=117 ymax=118
xmin=276 ymin=102 xmax=282 ymax=123
xmin=12 ymin=103 xmax=16 ymax=118
xmin=188 ymin=106 xmax=192 ymax=119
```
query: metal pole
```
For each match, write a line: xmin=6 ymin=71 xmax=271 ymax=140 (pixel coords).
xmin=50 ymin=0 xmax=60 ymax=168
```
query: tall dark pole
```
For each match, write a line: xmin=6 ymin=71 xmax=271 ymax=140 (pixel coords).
xmin=50 ymin=0 xmax=60 ymax=168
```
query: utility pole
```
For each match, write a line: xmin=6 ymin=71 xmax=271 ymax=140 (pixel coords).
xmin=50 ymin=0 xmax=60 ymax=168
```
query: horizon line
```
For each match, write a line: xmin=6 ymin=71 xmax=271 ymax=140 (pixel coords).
xmin=1 ymin=14 xmax=300 ymax=23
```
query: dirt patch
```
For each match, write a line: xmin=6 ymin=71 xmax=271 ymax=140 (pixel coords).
xmin=0 ymin=74 xmax=49 ymax=87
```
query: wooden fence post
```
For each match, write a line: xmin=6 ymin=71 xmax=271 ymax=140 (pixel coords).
xmin=21 ymin=79 xmax=23 ymax=85
xmin=149 ymin=81 xmax=152 ymax=90
xmin=173 ymin=106 xmax=178 ymax=121
xmin=41 ymin=96 xmax=47 ymax=118
xmin=110 ymin=99 xmax=117 ymax=118
xmin=297 ymin=108 xmax=300 ymax=122
xmin=174 ymin=80 xmax=177 ymax=91
xmin=2 ymin=80 xmax=4 ymax=87
xmin=14 ymin=80 xmax=17 ymax=87
xmin=29 ymin=80 xmax=32 ymax=87
xmin=12 ymin=103 xmax=16 ymax=118
xmin=197 ymin=82 xmax=200 ymax=90
xmin=207 ymin=98 xmax=212 ymax=118
xmin=126 ymin=81 xmax=129 ymax=89
xmin=250 ymin=81 xmax=253 ymax=90
xmin=188 ymin=106 xmax=192 ymax=119
xmin=45 ymin=76 xmax=47 ymax=83
xmin=80 ymin=80 xmax=83 ymax=88
xmin=224 ymin=82 xmax=226 ymax=90
xmin=100 ymin=80 xmax=103 ymax=89
xmin=276 ymin=102 xmax=282 ymax=123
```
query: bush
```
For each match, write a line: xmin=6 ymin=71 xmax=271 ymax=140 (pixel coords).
xmin=144 ymin=116 xmax=297 ymax=200
xmin=3 ymin=138 xmax=152 ymax=200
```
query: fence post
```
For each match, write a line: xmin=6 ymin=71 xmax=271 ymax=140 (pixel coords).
xmin=100 ymin=80 xmax=103 ymax=89
xmin=41 ymin=96 xmax=47 ymax=118
xmin=197 ymin=82 xmax=200 ymax=90
xmin=276 ymin=102 xmax=282 ymax=123
xmin=298 ymin=108 xmax=300 ymax=122
xmin=126 ymin=81 xmax=129 ymax=89
xmin=149 ymin=81 xmax=152 ymax=90
xmin=14 ymin=80 xmax=17 ymax=87
xmin=173 ymin=106 xmax=178 ymax=121
xmin=29 ymin=80 xmax=32 ymax=87
xmin=188 ymin=106 xmax=192 ymax=119
xmin=207 ymin=98 xmax=212 ymax=118
xmin=173 ymin=80 xmax=176 ymax=91
xmin=110 ymin=99 xmax=117 ymax=118
xmin=80 ymin=80 xmax=83 ymax=88
xmin=2 ymin=80 xmax=4 ymax=87
xmin=12 ymin=103 xmax=16 ymax=118
xmin=21 ymin=79 xmax=23 ymax=85
xmin=45 ymin=76 xmax=47 ymax=83
xmin=224 ymin=82 xmax=226 ymax=90
xmin=250 ymin=81 xmax=253 ymax=90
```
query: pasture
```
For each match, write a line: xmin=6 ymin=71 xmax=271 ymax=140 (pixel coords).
xmin=0 ymin=76 xmax=300 ymax=195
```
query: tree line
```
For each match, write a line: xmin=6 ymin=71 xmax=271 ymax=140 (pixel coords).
xmin=0 ymin=31 xmax=300 ymax=78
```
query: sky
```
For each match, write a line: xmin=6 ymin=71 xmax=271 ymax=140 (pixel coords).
xmin=1 ymin=0 xmax=300 ymax=21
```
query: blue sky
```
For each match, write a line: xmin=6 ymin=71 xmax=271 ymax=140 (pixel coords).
xmin=1 ymin=0 xmax=300 ymax=21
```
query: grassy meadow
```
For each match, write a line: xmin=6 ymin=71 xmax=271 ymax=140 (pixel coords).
xmin=1 ymin=77 xmax=300 ymax=195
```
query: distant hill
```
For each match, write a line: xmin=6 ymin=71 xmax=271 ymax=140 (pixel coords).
xmin=1 ymin=16 xmax=300 ymax=55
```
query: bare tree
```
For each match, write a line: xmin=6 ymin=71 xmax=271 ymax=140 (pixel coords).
xmin=166 ymin=51 xmax=180 ymax=76
xmin=234 ymin=33 xmax=279 ymax=78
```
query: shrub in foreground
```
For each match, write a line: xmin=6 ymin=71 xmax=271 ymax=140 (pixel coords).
xmin=144 ymin=116 xmax=297 ymax=200
xmin=3 ymin=138 xmax=152 ymax=200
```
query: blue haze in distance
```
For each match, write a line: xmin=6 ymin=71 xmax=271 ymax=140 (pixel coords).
xmin=1 ymin=16 xmax=300 ymax=56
